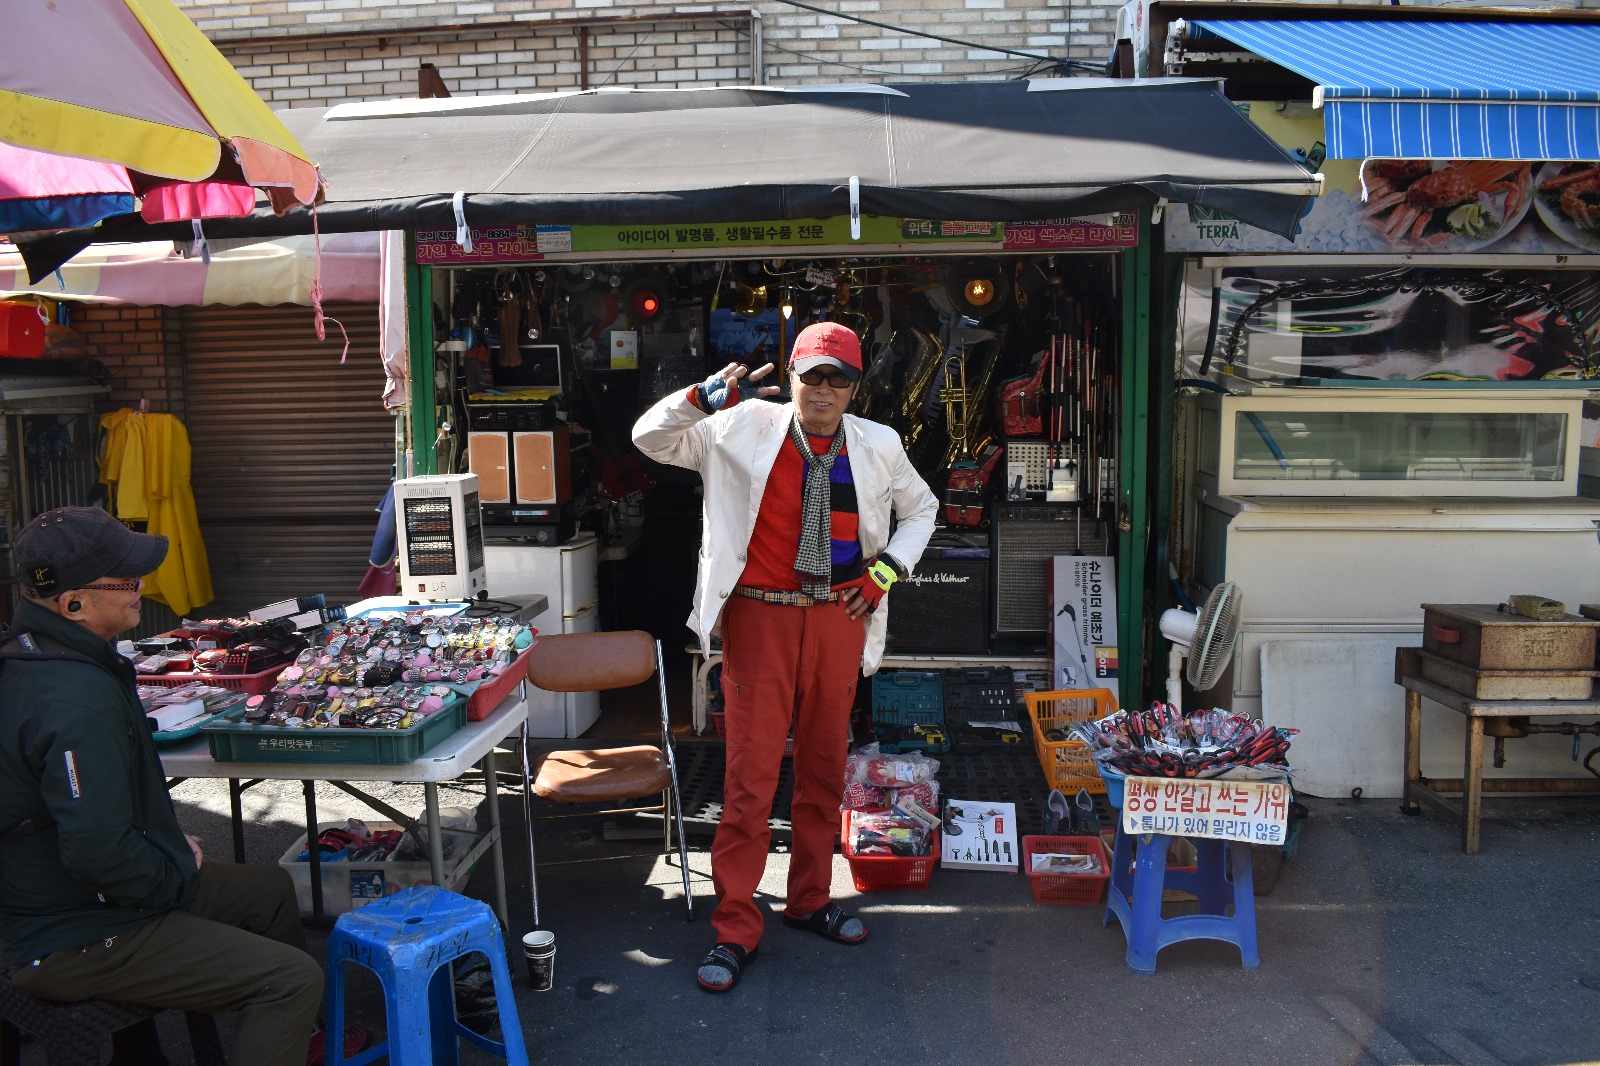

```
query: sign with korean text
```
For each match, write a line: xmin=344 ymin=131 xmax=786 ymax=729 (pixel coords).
xmin=1120 ymin=777 xmax=1290 ymax=846
xmin=415 ymin=213 xmax=1139 ymax=264
xmin=1004 ymin=215 xmax=1138 ymax=251
xmin=1052 ymin=555 xmax=1118 ymax=699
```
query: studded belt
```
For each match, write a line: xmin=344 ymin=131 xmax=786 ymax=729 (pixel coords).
xmin=733 ymin=585 xmax=839 ymax=607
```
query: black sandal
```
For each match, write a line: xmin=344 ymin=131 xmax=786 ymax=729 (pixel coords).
xmin=696 ymin=943 xmax=755 ymax=993
xmin=782 ymin=902 xmax=869 ymax=945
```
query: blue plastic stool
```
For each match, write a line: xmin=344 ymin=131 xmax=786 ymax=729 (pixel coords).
xmin=325 ymin=886 xmax=530 ymax=1066
xmin=1102 ymin=827 xmax=1259 ymax=975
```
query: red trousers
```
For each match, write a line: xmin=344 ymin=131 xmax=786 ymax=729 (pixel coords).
xmin=712 ymin=595 xmax=866 ymax=950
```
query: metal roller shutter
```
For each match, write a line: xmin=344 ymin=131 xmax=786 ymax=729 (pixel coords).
xmin=181 ymin=304 xmax=392 ymax=615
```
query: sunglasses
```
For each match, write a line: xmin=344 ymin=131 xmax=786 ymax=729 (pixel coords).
xmin=76 ymin=580 xmax=142 ymax=594
xmin=796 ymin=368 xmax=855 ymax=389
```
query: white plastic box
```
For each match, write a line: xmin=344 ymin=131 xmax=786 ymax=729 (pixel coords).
xmin=277 ymin=819 xmax=484 ymax=916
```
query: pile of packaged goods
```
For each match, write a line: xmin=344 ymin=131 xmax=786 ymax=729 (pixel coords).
xmin=294 ymin=815 xmax=478 ymax=865
xmin=841 ymin=744 xmax=942 ymax=856
xmin=126 ymin=619 xmax=310 ymax=677
xmin=1072 ymin=702 xmax=1296 ymax=779
xmin=235 ymin=612 xmax=535 ymax=733
xmin=138 ymin=682 xmax=250 ymax=733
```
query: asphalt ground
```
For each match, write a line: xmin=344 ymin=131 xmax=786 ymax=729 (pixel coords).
xmin=15 ymin=760 xmax=1600 ymax=1066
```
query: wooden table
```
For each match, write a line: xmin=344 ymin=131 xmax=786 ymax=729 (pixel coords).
xmin=1395 ymin=647 xmax=1600 ymax=854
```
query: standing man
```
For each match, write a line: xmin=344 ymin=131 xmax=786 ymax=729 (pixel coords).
xmin=0 ymin=507 xmax=325 ymax=1066
xmin=634 ymin=321 xmax=938 ymax=992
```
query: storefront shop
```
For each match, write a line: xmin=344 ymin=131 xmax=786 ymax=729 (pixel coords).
xmin=1117 ymin=1 xmax=1600 ymax=799
xmin=9 ymin=76 xmax=1325 ymax=735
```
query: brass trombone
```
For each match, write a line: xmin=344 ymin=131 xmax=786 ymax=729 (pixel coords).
xmin=898 ymin=328 xmax=944 ymax=450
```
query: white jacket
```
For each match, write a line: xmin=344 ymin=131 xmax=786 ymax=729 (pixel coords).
xmin=632 ymin=390 xmax=939 ymax=674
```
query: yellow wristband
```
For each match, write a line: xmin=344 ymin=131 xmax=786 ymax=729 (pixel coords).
xmin=867 ymin=559 xmax=898 ymax=592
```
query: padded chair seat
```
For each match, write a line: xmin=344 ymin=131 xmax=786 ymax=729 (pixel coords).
xmin=533 ymin=746 xmax=669 ymax=803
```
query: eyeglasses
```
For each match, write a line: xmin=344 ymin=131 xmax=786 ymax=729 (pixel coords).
xmin=797 ymin=368 xmax=854 ymax=389
xmin=77 ymin=580 xmax=141 ymax=594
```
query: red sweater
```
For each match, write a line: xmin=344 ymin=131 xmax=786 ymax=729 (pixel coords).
xmin=738 ymin=431 xmax=863 ymax=591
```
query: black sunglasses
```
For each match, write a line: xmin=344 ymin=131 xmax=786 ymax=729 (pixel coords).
xmin=796 ymin=368 xmax=855 ymax=388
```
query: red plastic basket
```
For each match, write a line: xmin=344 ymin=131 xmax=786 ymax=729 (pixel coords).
xmin=465 ymin=640 xmax=537 ymax=721
xmin=136 ymin=624 xmax=291 ymax=695
xmin=138 ymin=665 xmax=286 ymax=695
xmin=840 ymin=811 xmax=939 ymax=893
xmin=1022 ymin=834 xmax=1110 ymax=906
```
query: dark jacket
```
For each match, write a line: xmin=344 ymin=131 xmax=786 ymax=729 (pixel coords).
xmin=0 ymin=600 xmax=197 ymax=963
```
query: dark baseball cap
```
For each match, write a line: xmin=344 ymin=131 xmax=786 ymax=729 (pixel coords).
xmin=789 ymin=321 xmax=862 ymax=380
xmin=15 ymin=507 xmax=169 ymax=596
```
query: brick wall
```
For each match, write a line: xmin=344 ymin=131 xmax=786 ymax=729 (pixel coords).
xmin=71 ymin=307 xmax=187 ymax=418
xmin=181 ymin=0 xmax=1127 ymax=102
xmin=176 ymin=0 xmax=1600 ymax=107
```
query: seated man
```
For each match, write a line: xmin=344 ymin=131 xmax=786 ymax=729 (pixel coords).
xmin=0 ymin=507 xmax=326 ymax=1066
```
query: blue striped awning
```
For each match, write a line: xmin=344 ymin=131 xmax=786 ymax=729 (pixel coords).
xmin=1192 ymin=18 xmax=1600 ymax=160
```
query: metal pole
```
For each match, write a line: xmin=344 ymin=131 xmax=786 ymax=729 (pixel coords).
xmin=1118 ymin=208 xmax=1153 ymax=707
xmin=520 ymin=718 xmax=541 ymax=928
xmin=483 ymin=749 xmax=511 ymax=930
xmin=303 ymin=780 xmax=324 ymax=920
xmin=404 ymin=235 xmax=436 ymax=476
xmin=229 ymin=779 xmax=246 ymax=864
xmin=750 ymin=11 xmax=765 ymax=85
xmin=425 ymin=783 xmax=446 ymax=885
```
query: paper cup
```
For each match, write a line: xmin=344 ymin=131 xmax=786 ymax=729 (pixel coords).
xmin=522 ymin=930 xmax=556 ymax=992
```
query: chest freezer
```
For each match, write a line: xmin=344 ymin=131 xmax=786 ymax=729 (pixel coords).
xmin=1196 ymin=494 xmax=1600 ymax=797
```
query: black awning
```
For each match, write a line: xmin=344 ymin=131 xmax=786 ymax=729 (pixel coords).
xmin=20 ymin=78 xmax=1319 ymax=278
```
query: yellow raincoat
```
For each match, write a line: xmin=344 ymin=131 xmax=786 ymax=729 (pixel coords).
xmin=99 ymin=410 xmax=212 ymax=615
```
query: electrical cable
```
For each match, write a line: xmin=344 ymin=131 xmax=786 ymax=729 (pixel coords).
xmin=595 ymin=40 xmax=647 ymax=88
xmin=465 ymin=597 xmax=526 ymax=617
xmin=757 ymin=33 xmax=1041 ymax=79
xmin=763 ymin=0 xmax=1098 ymax=70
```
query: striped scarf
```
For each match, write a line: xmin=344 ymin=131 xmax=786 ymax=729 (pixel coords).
xmin=788 ymin=416 xmax=846 ymax=596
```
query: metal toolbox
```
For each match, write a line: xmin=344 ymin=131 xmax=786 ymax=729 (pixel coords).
xmin=1421 ymin=603 xmax=1598 ymax=672
xmin=1414 ymin=648 xmax=1596 ymax=701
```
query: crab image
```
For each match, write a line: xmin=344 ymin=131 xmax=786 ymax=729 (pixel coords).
xmin=1539 ymin=164 xmax=1600 ymax=231
xmin=1363 ymin=160 xmax=1531 ymax=245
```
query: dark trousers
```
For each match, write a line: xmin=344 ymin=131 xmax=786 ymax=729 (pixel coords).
xmin=12 ymin=863 xmax=322 ymax=1066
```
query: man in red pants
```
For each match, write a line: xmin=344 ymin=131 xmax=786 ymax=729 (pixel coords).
xmin=633 ymin=322 xmax=937 ymax=992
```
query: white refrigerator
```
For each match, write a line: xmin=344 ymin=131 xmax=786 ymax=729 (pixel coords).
xmin=486 ymin=535 xmax=601 ymax=738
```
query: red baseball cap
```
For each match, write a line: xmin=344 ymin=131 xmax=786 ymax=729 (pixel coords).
xmin=789 ymin=321 xmax=862 ymax=380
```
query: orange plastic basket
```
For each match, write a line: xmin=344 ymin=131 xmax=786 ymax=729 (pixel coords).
xmin=1022 ymin=688 xmax=1118 ymax=796
xmin=1021 ymin=834 xmax=1110 ymax=906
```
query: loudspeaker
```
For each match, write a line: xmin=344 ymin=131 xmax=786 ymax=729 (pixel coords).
xmin=468 ymin=426 xmax=572 ymax=513
xmin=992 ymin=504 xmax=1108 ymax=637
xmin=886 ymin=548 xmax=990 ymax=655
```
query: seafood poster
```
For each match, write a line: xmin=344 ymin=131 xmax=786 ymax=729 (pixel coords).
xmin=1177 ymin=261 xmax=1600 ymax=387
xmin=1167 ymin=104 xmax=1599 ymax=256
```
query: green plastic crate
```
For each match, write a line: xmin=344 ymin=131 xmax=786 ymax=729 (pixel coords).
xmin=201 ymin=698 xmax=466 ymax=765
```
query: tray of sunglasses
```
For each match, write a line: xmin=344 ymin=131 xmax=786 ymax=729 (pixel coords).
xmin=201 ymin=688 xmax=467 ymax=765
xmin=309 ymin=615 xmax=536 ymax=721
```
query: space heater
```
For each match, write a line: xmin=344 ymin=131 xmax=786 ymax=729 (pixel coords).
xmin=394 ymin=474 xmax=487 ymax=601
